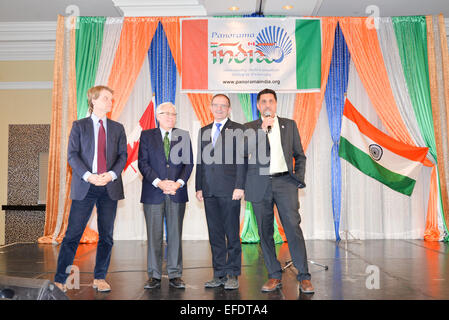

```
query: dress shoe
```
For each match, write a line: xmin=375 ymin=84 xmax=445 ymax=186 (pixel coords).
xmin=92 ymin=279 xmax=111 ymax=292
xmin=224 ymin=276 xmax=239 ymax=290
xmin=169 ymin=277 xmax=186 ymax=289
xmin=144 ymin=278 xmax=161 ymax=289
xmin=261 ymin=278 xmax=282 ymax=292
xmin=54 ymin=282 xmax=67 ymax=293
xmin=204 ymin=277 xmax=226 ymax=288
xmin=299 ymin=279 xmax=315 ymax=294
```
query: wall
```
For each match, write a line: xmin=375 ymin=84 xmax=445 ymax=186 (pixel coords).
xmin=0 ymin=60 xmax=53 ymax=245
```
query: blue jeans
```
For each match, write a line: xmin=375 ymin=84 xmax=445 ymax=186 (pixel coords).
xmin=54 ymin=185 xmax=117 ymax=284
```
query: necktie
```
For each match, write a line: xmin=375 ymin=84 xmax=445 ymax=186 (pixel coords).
xmin=212 ymin=122 xmax=222 ymax=147
xmin=97 ymin=119 xmax=107 ymax=174
xmin=164 ymin=131 xmax=170 ymax=161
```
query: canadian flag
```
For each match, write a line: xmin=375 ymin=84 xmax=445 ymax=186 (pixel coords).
xmin=122 ymin=95 xmax=156 ymax=184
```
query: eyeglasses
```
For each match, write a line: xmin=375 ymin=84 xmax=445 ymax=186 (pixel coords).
xmin=158 ymin=112 xmax=177 ymax=117
xmin=211 ymin=103 xmax=229 ymax=109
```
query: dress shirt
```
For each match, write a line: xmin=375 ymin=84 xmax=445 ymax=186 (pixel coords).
xmin=262 ymin=115 xmax=288 ymax=175
xmin=82 ymin=113 xmax=117 ymax=182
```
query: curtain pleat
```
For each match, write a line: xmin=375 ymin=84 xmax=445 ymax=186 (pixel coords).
xmin=377 ymin=17 xmax=441 ymax=241
xmin=187 ymin=93 xmax=214 ymax=126
xmin=94 ymin=17 xmax=124 ymax=87
xmin=75 ymin=17 xmax=105 ymax=119
xmin=324 ymin=23 xmax=351 ymax=241
xmin=393 ymin=16 xmax=444 ymax=240
xmin=161 ymin=17 xmax=183 ymax=74
xmin=427 ymin=15 xmax=449 ymax=239
xmin=108 ymin=17 xmax=159 ymax=120
xmin=38 ymin=15 xmax=65 ymax=244
xmin=339 ymin=17 xmax=415 ymax=145
xmin=149 ymin=22 xmax=177 ymax=107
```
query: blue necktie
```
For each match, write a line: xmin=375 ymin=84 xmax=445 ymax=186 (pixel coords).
xmin=212 ymin=122 xmax=222 ymax=147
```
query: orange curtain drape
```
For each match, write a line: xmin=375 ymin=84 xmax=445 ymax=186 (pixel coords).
xmin=161 ymin=17 xmax=183 ymax=74
xmin=39 ymin=16 xmax=82 ymax=243
xmin=338 ymin=17 xmax=415 ymax=145
xmin=339 ymin=17 xmax=439 ymax=240
xmin=108 ymin=17 xmax=159 ymax=120
xmin=293 ymin=17 xmax=338 ymax=151
xmin=426 ymin=15 xmax=449 ymax=234
xmin=187 ymin=93 xmax=214 ymax=126
xmin=38 ymin=16 xmax=65 ymax=243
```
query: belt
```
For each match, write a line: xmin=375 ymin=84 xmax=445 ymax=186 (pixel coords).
xmin=270 ymin=171 xmax=289 ymax=177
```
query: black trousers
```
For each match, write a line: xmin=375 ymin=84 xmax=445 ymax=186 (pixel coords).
xmin=251 ymin=175 xmax=310 ymax=281
xmin=204 ymin=196 xmax=242 ymax=278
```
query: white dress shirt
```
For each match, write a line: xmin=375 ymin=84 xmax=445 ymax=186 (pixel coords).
xmin=82 ymin=113 xmax=117 ymax=182
xmin=262 ymin=115 xmax=288 ymax=175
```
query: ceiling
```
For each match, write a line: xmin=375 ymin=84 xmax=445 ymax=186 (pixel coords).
xmin=0 ymin=0 xmax=449 ymax=22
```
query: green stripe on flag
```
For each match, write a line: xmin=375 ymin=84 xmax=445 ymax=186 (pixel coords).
xmin=339 ymin=137 xmax=416 ymax=196
xmin=295 ymin=19 xmax=321 ymax=90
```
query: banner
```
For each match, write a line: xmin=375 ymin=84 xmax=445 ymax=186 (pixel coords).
xmin=181 ymin=17 xmax=321 ymax=93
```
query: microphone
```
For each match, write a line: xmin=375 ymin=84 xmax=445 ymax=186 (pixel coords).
xmin=264 ymin=111 xmax=272 ymax=133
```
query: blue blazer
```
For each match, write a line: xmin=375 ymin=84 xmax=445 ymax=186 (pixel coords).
xmin=67 ymin=116 xmax=128 ymax=201
xmin=138 ymin=128 xmax=194 ymax=204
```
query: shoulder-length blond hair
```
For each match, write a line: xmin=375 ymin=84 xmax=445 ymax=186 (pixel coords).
xmin=87 ymin=85 xmax=114 ymax=114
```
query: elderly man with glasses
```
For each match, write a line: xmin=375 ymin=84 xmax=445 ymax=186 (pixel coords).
xmin=138 ymin=102 xmax=193 ymax=290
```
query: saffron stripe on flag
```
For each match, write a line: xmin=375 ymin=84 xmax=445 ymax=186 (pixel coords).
xmin=339 ymin=137 xmax=416 ymax=196
xmin=341 ymin=116 xmax=423 ymax=180
xmin=343 ymin=99 xmax=428 ymax=163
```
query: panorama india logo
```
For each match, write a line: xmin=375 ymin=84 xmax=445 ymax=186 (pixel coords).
xmin=210 ymin=26 xmax=293 ymax=64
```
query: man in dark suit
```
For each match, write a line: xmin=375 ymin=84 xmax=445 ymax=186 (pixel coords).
xmin=54 ymin=85 xmax=127 ymax=293
xmin=244 ymin=88 xmax=314 ymax=294
xmin=138 ymin=102 xmax=193 ymax=290
xmin=195 ymin=94 xmax=245 ymax=290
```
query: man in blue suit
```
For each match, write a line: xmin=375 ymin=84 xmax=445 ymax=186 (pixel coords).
xmin=54 ymin=85 xmax=127 ymax=293
xmin=138 ymin=102 xmax=193 ymax=289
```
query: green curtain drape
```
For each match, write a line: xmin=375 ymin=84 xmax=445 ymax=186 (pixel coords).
xmin=392 ymin=16 xmax=449 ymax=235
xmin=238 ymin=93 xmax=283 ymax=244
xmin=75 ymin=17 xmax=106 ymax=119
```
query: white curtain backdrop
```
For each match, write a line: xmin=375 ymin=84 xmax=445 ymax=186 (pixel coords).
xmin=94 ymin=17 xmax=124 ymax=87
xmin=340 ymin=60 xmax=430 ymax=239
xmin=102 ymin=58 xmax=432 ymax=240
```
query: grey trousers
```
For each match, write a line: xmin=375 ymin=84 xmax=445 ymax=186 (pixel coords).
xmin=251 ymin=175 xmax=311 ymax=281
xmin=143 ymin=196 xmax=186 ymax=280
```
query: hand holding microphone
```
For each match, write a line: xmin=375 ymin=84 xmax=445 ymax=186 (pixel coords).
xmin=262 ymin=111 xmax=274 ymax=133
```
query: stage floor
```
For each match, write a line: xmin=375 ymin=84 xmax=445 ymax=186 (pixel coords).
xmin=0 ymin=240 xmax=448 ymax=300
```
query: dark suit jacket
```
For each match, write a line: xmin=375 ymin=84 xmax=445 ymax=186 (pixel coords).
xmin=138 ymin=127 xmax=193 ymax=204
xmin=67 ymin=116 xmax=128 ymax=201
xmin=195 ymin=119 xmax=246 ymax=197
xmin=244 ymin=116 xmax=306 ymax=202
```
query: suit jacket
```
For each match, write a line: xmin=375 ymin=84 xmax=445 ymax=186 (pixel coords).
xmin=244 ymin=116 xmax=306 ymax=202
xmin=195 ymin=119 xmax=246 ymax=197
xmin=138 ymin=127 xmax=194 ymax=204
xmin=68 ymin=116 xmax=128 ymax=201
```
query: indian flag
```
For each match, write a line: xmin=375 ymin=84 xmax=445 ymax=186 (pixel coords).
xmin=181 ymin=17 xmax=321 ymax=92
xmin=339 ymin=99 xmax=428 ymax=196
